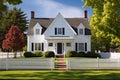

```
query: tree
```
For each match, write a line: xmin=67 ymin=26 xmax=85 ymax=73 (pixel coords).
xmin=83 ymin=0 xmax=120 ymax=52
xmin=2 ymin=26 xmax=25 ymax=58
xmin=0 ymin=0 xmax=22 ymax=12
xmin=0 ymin=7 xmax=28 ymax=50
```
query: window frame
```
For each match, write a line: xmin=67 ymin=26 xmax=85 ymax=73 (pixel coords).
xmin=79 ymin=29 xmax=84 ymax=35
xmin=66 ymin=43 xmax=71 ymax=47
xmin=35 ymin=29 xmax=40 ymax=35
xmin=48 ymin=43 xmax=53 ymax=47
xmin=55 ymin=27 xmax=65 ymax=35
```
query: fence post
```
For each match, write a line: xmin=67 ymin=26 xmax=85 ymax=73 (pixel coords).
xmin=51 ymin=58 xmax=54 ymax=70
xmin=118 ymin=58 xmax=120 ymax=68
xmin=66 ymin=58 xmax=68 ymax=71
xmin=66 ymin=58 xmax=69 ymax=70
xmin=97 ymin=57 xmax=99 ymax=69
xmin=5 ymin=58 xmax=8 ymax=70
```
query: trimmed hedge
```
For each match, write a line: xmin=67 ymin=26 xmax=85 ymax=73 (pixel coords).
xmin=44 ymin=51 xmax=55 ymax=57
xmin=78 ymin=51 xmax=101 ymax=58
xmin=35 ymin=51 xmax=43 ymax=57
xmin=66 ymin=51 xmax=78 ymax=57
xmin=78 ymin=52 xmax=85 ymax=57
xmin=24 ymin=52 xmax=35 ymax=58
xmin=86 ymin=52 xmax=101 ymax=58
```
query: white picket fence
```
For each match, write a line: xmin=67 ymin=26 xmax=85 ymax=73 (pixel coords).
xmin=67 ymin=58 xmax=120 ymax=70
xmin=1 ymin=58 xmax=120 ymax=70
xmin=0 ymin=58 xmax=54 ymax=70
xmin=0 ymin=52 xmax=23 ymax=58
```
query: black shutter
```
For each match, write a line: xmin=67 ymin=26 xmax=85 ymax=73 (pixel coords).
xmin=85 ymin=43 xmax=87 ymax=51
xmin=31 ymin=43 xmax=34 ymax=51
xmin=85 ymin=28 xmax=91 ymax=35
xmin=42 ymin=43 xmax=44 ymax=51
xmin=55 ymin=28 xmax=57 ymax=35
xmin=75 ymin=43 xmax=77 ymax=51
xmin=63 ymin=28 xmax=65 ymax=35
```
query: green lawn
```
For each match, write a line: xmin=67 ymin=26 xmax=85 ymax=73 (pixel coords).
xmin=0 ymin=70 xmax=120 ymax=80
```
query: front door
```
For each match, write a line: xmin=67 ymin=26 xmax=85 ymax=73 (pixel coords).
xmin=57 ymin=43 xmax=62 ymax=54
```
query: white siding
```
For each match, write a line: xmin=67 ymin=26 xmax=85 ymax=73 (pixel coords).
xmin=27 ymin=13 xmax=91 ymax=54
xmin=44 ymin=13 xmax=76 ymax=38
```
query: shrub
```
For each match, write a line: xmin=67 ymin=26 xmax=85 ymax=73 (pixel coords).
xmin=35 ymin=51 xmax=43 ymax=57
xmin=24 ymin=52 xmax=35 ymax=58
xmin=78 ymin=52 xmax=85 ymax=57
xmin=86 ymin=52 xmax=101 ymax=58
xmin=44 ymin=51 xmax=55 ymax=57
xmin=66 ymin=51 xmax=78 ymax=57
xmin=23 ymin=45 xmax=27 ymax=52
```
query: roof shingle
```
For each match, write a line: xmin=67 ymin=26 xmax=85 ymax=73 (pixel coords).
xmin=27 ymin=18 xmax=90 ymax=35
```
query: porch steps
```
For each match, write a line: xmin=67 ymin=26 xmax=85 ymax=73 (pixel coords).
xmin=55 ymin=55 xmax=67 ymax=70
xmin=56 ymin=55 xmax=64 ymax=58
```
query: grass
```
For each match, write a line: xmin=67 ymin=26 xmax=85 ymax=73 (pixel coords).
xmin=0 ymin=70 xmax=120 ymax=80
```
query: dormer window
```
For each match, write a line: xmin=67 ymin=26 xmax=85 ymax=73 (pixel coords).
xmin=78 ymin=29 xmax=83 ymax=35
xmin=36 ymin=29 xmax=40 ymax=35
xmin=79 ymin=29 xmax=83 ymax=34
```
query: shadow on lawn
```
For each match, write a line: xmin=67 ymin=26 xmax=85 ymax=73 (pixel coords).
xmin=1 ymin=71 xmax=120 ymax=80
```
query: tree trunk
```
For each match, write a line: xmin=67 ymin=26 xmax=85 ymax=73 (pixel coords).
xmin=14 ymin=52 xmax=17 ymax=58
xmin=105 ymin=44 xmax=110 ymax=52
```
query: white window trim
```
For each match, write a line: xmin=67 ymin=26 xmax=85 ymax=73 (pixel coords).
xmin=78 ymin=28 xmax=84 ymax=35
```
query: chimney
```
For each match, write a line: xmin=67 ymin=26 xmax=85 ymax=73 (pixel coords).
xmin=31 ymin=11 xmax=35 ymax=19
xmin=84 ymin=10 xmax=87 ymax=18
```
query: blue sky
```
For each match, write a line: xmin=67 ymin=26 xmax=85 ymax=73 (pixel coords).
xmin=14 ymin=0 xmax=92 ymax=20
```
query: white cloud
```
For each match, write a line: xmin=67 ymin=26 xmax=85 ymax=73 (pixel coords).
xmin=34 ymin=0 xmax=84 ymax=18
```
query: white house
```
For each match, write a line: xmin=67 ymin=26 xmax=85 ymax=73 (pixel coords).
xmin=27 ymin=11 xmax=91 ymax=55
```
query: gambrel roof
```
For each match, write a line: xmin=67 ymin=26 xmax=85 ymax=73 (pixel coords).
xmin=27 ymin=17 xmax=91 ymax=35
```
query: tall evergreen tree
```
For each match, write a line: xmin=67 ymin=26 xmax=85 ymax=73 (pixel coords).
xmin=83 ymin=0 xmax=120 ymax=52
xmin=0 ymin=7 xmax=28 ymax=50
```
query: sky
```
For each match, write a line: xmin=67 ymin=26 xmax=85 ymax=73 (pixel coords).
xmin=13 ymin=0 xmax=93 ymax=20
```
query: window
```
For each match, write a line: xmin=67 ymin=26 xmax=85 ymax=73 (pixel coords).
xmin=79 ymin=29 xmax=83 ymax=34
xmin=36 ymin=29 xmax=40 ymax=34
xmin=79 ymin=43 xmax=84 ymax=51
xmin=55 ymin=28 xmax=65 ymax=35
xmin=75 ymin=43 xmax=86 ymax=52
xmin=66 ymin=43 xmax=71 ymax=47
xmin=31 ymin=43 xmax=44 ymax=51
xmin=48 ymin=43 xmax=53 ymax=47
xmin=35 ymin=43 xmax=41 ymax=50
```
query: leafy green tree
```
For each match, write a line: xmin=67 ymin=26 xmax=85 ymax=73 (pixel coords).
xmin=0 ymin=7 xmax=28 ymax=50
xmin=83 ymin=0 xmax=120 ymax=52
xmin=0 ymin=0 xmax=22 ymax=12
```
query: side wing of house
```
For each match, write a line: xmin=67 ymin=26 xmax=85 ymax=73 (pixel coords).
xmin=27 ymin=22 xmax=45 ymax=52
xmin=74 ymin=23 xmax=91 ymax=52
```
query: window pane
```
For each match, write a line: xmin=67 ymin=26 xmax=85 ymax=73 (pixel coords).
xmin=48 ymin=43 xmax=53 ymax=47
xmin=79 ymin=43 xmax=84 ymax=51
xmin=35 ymin=43 xmax=38 ymax=50
xmin=36 ymin=29 xmax=40 ymax=34
xmin=79 ymin=29 xmax=83 ymax=34
xmin=38 ymin=43 xmax=41 ymax=50
xmin=35 ymin=43 xmax=41 ymax=51
xmin=66 ymin=43 xmax=71 ymax=46
xmin=58 ymin=28 xmax=62 ymax=34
